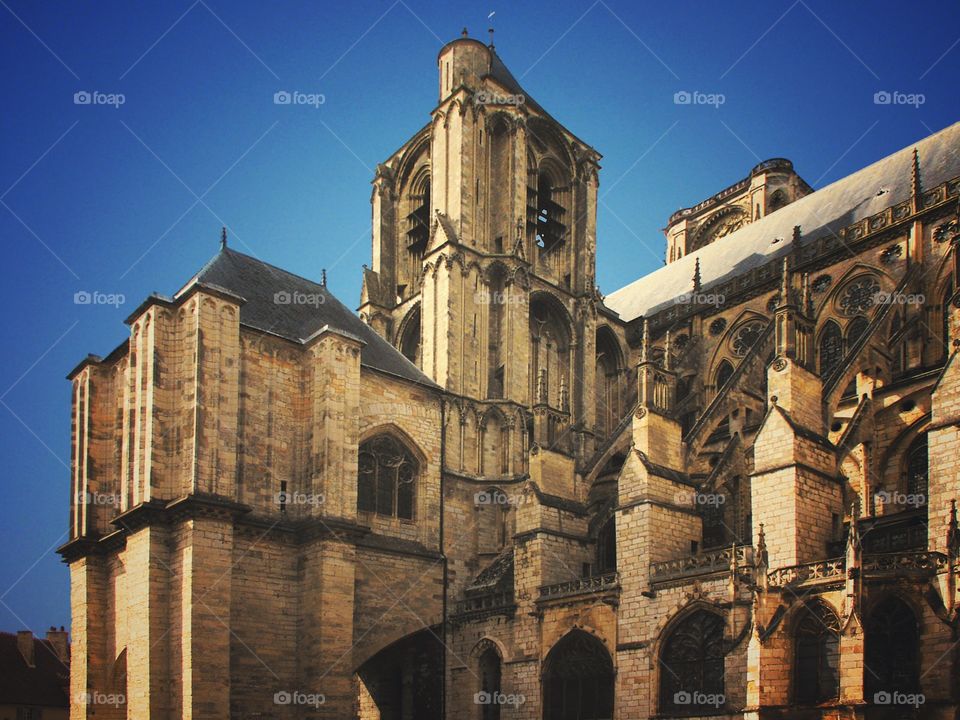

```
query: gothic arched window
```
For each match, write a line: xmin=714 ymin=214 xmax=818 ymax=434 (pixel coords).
xmin=398 ymin=305 xmax=421 ymax=367
xmin=793 ymin=602 xmax=840 ymax=704
xmin=819 ymin=321 xmax=844 ymax=377
xmin=865 ymin=596 xmax=920 ymax=697
xmin=597 ymin=516 xmax=617 ymax=574
xmin=543 ymin=630 xmax=614 ymax=720
xmin=358 ymin=435 xmax=418 ymax=519
xmin=715 ymin=360 xmax=734 ymax=390
xmin=478 ymin=644 xmax=502 ymax=720
xmin=535 ymin=172 xmax=566 ymax=253
xmin=659 ymin=610 xmax=726 ymax=713
xmin=905 ymin=434 xmax=928 ymax=504
xmin=595 ymin=328 xmax=623 ymax=439
xmin=846 ymin=315 xmax=869 ymax=349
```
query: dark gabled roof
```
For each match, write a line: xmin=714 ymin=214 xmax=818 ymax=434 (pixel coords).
xmin=635 ymin=450 xmax=694 ymax=486
xmin=770 ymin=405 xmax=836 ymax=452
xmin=0 ymin=633 xmax=69 ymax=708
xmin=466 ymin=548 xmax=514 ymax=595
xmin=178 ymin=246 xmax=438 ymax=388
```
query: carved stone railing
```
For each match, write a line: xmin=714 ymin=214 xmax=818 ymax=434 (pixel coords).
xmin=538 ymin=572 xmax=619 ymax=601
xmin=768 ymin=550 xmax=949 ymax=587
xmin=650 ymin=545 xmax=753 ymax=585
xmin=768 ymin=557 xmax=845 ymax=587
xmin=453 ymin=590 xmax=515 ymax=619
xmin=862 ymin=551 xmax=948 ymax=574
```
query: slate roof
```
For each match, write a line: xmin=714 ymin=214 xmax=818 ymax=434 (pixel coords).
xmin=177 ymin=247 xmax=438 ymax=388
xmin=605 ymin=121 xmax=960 ymax=322
xmin=0 ymin=633 xmax=69 ymax=708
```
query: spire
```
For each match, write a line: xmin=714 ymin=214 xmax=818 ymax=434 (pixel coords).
xmin=640 ymin=318 xmax=651 ymax=363
xmin=461 ymin=27 xmax=468 ymax=37
xmin=692 ymin=257 xmax=702 ymax=293
xmin=488 ymin=26 xmax=494 ymax=48
xmin=664 ymin=330 xmax=672 ymax=371
xmin=536 ymin=367 xmax=548 ymax=405
xmin=756 ymin=523 xmax=768 ymax=568
xmin=779 ymin=256 xmax=790 ymax=302
xmin=220 ymin=226 xmax=227 ymax=250
xmin=321 ymin=268 xmax=327 ymax=287
xmin=755 ymin=523 xmax=769 ymax=595
xmin=911 ymin=148 xmax=922 ymax=211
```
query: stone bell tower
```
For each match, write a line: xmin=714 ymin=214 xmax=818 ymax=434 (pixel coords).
xmin=360 ymin=31 xmax=603 ymax=458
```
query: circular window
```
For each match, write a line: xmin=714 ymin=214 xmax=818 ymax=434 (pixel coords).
xmin=839 ymin=277 xmax=881 ymax=316
xmin=709 ymin=318 xmax=727 ymax=336
xmin=730 ymin=320 xmax=764 ymax=357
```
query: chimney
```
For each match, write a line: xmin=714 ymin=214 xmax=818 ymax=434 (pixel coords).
xmin=17 ymin=630 xmax=35 ymax=667
xmin=46 ymin=626 xmax=69 ymax=664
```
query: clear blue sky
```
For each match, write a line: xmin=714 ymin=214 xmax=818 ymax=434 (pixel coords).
xmin=0 ymin=0 xmax=957 ymax=633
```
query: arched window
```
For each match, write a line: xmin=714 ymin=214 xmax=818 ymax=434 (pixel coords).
xmin=794 ymin=602 xmax=840 ymax=704
xmin=543 ymin=630 xmax=614 ymax=720
xmin=597 ymin=516 xmax=617 ymax=574
xmin=846 ymin=315 xmax=869 ymax=349
xmin=398 ymin=305 xmax=421 ymax=367
xmin=478 ymin=644 xmax=502 ymax=720
xmin=715 ymin=360 xmax=734 ymax=390
xmin=905 ymin=434 xmax=928 ymax=504
xmin=659 ymin=610 xmax=726 ymax=713
xmin=529 ymin=294 xmax=571 ymax=412
xmin=358 ymin=435 xmax=418 ymax=519
xmin=535 ymin=172 xmax=566 ymax=253
xmin=406 ymin=178 xmax=430 ymax=251
xmin=595 ymin=328 xmax=623 ymax=439
xmin=865 ymin=596 xmax=920 ymax=697
xmin=819 ymin=321 xmax=844 ymax=377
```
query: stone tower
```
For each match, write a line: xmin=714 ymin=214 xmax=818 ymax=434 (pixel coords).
xmin=359 ymin=33 xmax=604 ymax=462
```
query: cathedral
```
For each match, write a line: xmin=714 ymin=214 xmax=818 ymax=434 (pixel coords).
xmin=59 ymin=32 xmax=960 ymax=720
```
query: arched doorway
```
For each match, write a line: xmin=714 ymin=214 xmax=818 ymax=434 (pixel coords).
xmin=543 ymin=629 xmax=614 ymax=720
